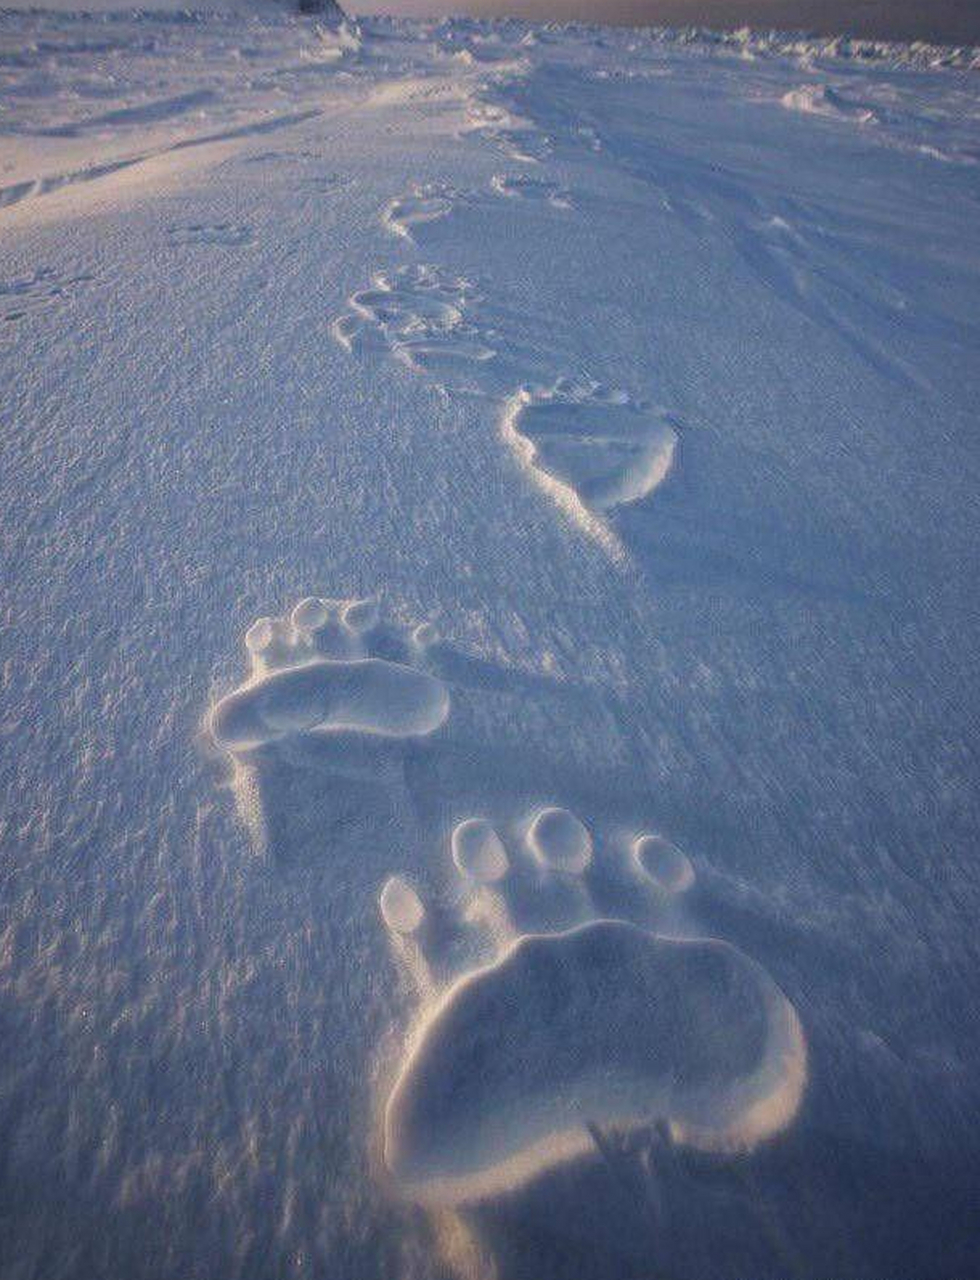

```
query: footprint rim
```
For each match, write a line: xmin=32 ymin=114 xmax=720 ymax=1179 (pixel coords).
xmin=451 ymin=817 xmax=510 ymax=884
xmin=526 ymin=804 xmax=593 ymax=873
xmin=632 ymin=832 xmax=696 ymax=894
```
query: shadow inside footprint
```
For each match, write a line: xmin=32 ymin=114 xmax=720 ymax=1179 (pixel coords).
xmin=212 ymin=657 xmax=449 ymax=751
xmin=386 ymin=921 xmax=805 ymax=1205
xmin=504 ymin=383 xmax=678 ymax=514
xmin=381 ymin=811 xmax=806 ymax=1209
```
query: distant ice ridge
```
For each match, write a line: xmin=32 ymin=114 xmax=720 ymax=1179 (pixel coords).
xmin=421 ymin=14 xmax=980 ymax=71
xmin=637 ymin=23 xmax=980 ymax=70
xmin=208 ymin=0 xmax=359 ymax=40
xmin=0 ymin=0 xmax=358 ymax=27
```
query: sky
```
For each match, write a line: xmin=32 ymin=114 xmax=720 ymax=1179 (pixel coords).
xmin=348 ymin=0 xmax=980 ymax=44
xmin=0 ymin=0 xmax=976 ymax=44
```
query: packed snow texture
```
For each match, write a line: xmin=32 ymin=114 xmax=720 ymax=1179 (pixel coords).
xmin=1 ymin=8 xmax=980 ymax=1280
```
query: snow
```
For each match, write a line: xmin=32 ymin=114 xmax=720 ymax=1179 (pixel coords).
xmin=1 ymin=8 xmax=979 ymax=1279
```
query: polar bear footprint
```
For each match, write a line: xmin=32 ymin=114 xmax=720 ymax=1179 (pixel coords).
xmin=378 ymin=808 xmax=807 ymax=1206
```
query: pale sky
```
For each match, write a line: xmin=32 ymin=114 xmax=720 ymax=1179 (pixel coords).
xmin=348 ymin=0 xmax=979 ymax=44
xmin=3 ymin=0 xmax=976 ymax=45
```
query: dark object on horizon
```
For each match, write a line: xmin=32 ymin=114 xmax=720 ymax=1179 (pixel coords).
xmin=297 ymin=0 xmax=345 ymax=13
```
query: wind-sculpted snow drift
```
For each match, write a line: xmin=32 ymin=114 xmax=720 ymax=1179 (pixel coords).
xmin=781 ymin=83 xmax=877 ymax=124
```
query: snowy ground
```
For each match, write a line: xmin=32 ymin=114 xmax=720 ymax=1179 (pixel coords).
xmin=2 ymin=9 xmax=980 ymax=1279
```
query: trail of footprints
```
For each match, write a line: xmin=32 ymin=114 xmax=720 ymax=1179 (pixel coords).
xmin=212 ymin=37 xmax=802 ymax=1230
xmin=209 ymin=34 xmax=800 ymax=1237
xmin=335 ymin=237 xmax=674 ymax=536
xmin=331 ymin=75 xmax=679 ymax=541
xmin=210 ymin=595 xmax=808 ymax=1211
xmin=379 ymin=806 xmax=807 ymax=1206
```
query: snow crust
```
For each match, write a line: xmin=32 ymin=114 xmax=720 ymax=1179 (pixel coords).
xmin=2 ymin=7 xmax=979 ymax=1279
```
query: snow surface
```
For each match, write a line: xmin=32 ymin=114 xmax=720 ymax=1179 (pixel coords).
xmin=2 ymin=9 xmax=980 ymax=1279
